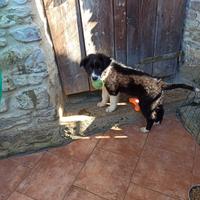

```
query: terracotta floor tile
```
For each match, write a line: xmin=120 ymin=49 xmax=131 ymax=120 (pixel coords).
xmin=132 ymin=152 xmax=193 ymax=199
xmin=124 ymin=183 xmax=174 ymax=200
xmin=74 ymin=148 xmax=138 ymax=200
xmin=10 ymin=152 xmax=44 ymax=168
xmin=64 ymin=186 xmax=104 ymax=200
xmin=49 ymin=138 xmax=98 ymax=162
xmin=7 ymin=192 xmax=34 ymax=200
xmin=193 ymin=144 xmax=200 ymax=177
xmin=0 ymin=186 xmax=10 ymax=200
xmin=0 ymin=159 xmax=30 ymax=200
xmin=192 ymin=175 xmax=200 ymax=185
xmin=141 ymin=145 xmax=194 ymax=174
xmin=147 ymin=117 xmax=195 ymax=157
xmin=97 ymin=125 xmax=147 ymax=157
xmin=17 ymin=152 xmax=83 ymax=200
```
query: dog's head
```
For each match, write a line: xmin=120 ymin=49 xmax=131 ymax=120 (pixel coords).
xmin=80 ymin=53 xmax=111 ymax=81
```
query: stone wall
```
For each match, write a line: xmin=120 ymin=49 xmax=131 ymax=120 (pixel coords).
xmin=179 ymin=0 xmax=200 ymax=144
xmin=0 ymin=0 xmax=64 ymax=158
xmin=183 ymin=0 xmax=200 ymax=66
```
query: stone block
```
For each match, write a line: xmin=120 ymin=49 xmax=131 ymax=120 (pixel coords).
xmin=0 ymin=0 xmax=8 ymax=8
xmin=0 ymin=29 xmax=6 ymax=37
xmin=0 ymin=97 xmax=8 ymax=113
xmin=0 ymin=113 xmax=31 ymax=131
xmin=185 ymin=19 xmax=200 ymax=31
xmin=25 ymin=48 xmax=48 ymax=73
xmin=0 ymin=38 xmax=7 ymax=47
xmin=187 ymin=9 xmax=198 ymax=20
xmin=0 ymin=124 xmax=65 ymax=158
xmin=0 ymin=15 xmax=16 ymax=28
xmin=34 ymin=107 xmax=58 ymax=122
xmin=16 ymin=90 xmax=35 ymax=109
xmin=191 ymin=1 xmax=200 ymax=11
xmin=9 ymin=26 xmax=41 ymax=42
xmin=6 ymin=6 xmax=31 ymax=18
xmin=2 ymin=75 xmax=16 ymax=92
xmin=34 ymin=87 xmax=50 ymax=109
xmin=12 ymin=72 xmax=48 ymax=87
xmin=14 ymin=0 xmax=27 ymax=5
xmin=16 ymin=87 xmax=50 ymax=110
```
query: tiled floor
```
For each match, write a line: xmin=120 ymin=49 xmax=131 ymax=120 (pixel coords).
xmin=0 ymin=115 xmax=199 ymax=200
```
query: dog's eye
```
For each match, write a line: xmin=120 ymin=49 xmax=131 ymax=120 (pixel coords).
xmin=94 ymin=61 xmax=100 ymax=68
xmin=96 ymin=63 xmax=100 ymax=68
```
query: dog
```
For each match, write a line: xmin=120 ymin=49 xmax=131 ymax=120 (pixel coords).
xmin=80 ymin=53 xmax=199 ymax=133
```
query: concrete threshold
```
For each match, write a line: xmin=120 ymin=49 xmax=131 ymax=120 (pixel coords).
xmin=62 ymin=91 xmax=184 ymax=139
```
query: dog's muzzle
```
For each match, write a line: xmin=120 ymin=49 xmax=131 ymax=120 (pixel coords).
xmin=91 ymin=72 xmax=100 ymax=81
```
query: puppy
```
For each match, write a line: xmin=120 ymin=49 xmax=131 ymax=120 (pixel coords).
xmin=80 ymin=53 xmax=199 ymax=133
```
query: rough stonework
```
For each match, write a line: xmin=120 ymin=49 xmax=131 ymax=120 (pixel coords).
xmin=0 ymin=0 xmax=199 ymax=158
xmin=0 ymin=0 xmax=64 ymax=158
xmin=179 ymin=0 xmax=200 ymax=144
xmin=183 ymin=0 xmax=200 ymax=66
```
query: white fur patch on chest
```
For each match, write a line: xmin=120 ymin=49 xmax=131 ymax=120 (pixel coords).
xmin=101 ymin=66 xmax=113 ymax=81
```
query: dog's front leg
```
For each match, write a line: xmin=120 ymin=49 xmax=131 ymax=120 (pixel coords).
xmin=106 ymin=94 xmax=119 ymax=112
xmin=97 ymin=86 xmax=109 ymax=107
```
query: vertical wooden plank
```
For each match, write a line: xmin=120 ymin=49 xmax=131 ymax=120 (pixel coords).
xmin=79 ymin=0 xmax=114 ymax=56
xmin=114 ymin=0 xmax=127 ymax=64
xmin=153 ymin=0 xmax=186 ymax=77
xmin=127 ymin=0 xmax=140 ymax=66
xmin=138 ymin=0 xmax=157 ymax=74
xmin=127 ymin=0 xmax=157 ymax=74
xmin=43 ymin=0 xmax=89 ymax=95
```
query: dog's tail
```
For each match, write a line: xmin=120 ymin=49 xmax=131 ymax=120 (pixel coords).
xmin=162 ymin=83 xmax=200 ymax=92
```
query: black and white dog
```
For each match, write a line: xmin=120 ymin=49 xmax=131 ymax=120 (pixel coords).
xmin=80 ymin=53 xmax=199 ymax=133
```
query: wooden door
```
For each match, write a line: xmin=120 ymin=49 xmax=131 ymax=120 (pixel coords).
xmin=44 ymin=0 xmax=186 ymax=95
xmin=43 ymin=0 xmax=89 ymax=95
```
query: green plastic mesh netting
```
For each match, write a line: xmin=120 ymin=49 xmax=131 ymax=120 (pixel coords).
xmin=177 ymin=78 xmax=200 ymax=144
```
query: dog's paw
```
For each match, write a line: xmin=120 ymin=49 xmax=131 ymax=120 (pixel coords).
xmin=106 ymin=106 xmax=116 ymax=112
xmin=154 ymin=121 xmax=161 ymax=126
xmin=97 ymin=102 xmax=107 ymax=107
xmin=140 ymin=127 xmax=149 ymax=133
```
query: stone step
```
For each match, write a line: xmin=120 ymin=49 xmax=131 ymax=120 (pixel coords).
xmin=62 ymin=91 xmax=183 ymax=138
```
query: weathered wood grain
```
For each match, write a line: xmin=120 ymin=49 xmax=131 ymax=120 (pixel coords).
xmin=43 ymin=0 xmax=187 ymax=94
xmin=44 ymin=0 xmax=89 ymax=95
xmin=114 ymin=0 xmax=127 ymax=64
xmin=153 ymin=0 xmax=186 ymax=77
xmin=79 ymin=0 xmax=114 ymax=56
xmin=127 ymin=0 xmax=157 ymax=74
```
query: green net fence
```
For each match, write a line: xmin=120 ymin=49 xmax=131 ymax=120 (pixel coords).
xmin=177 ymin=81 xmax=200 ymax=144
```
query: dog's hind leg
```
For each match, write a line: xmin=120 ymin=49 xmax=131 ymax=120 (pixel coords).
xmin=139 ymin=102 xmax=155 ymax=133
xmin=140 ymin=119 xmax=154 ymax=133
xmin=97 ymin=86 xmax=109 ymax=107
xmin=154 ymin=105 xmax=164 ymax=125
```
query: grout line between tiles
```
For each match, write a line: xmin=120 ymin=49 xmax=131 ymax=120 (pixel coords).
xmin=192 ymin=143 xmax=197 ymax=182
xmin=61 ymin=138 xmax=101 ymax=200
xmin=16 ymin=191 xmax=38 ymax=200
xmin=122 ymin=131 xmax=150 ymax=200
xmin=7 ymin=151 xmax=46 ymax=169
xmin=68 ymin=185 xmax=109 ymax=200
xmin=133 ymin=183 xmax=181 ymax=200
xmin=5 ymin=152 xmax=46 ymax=200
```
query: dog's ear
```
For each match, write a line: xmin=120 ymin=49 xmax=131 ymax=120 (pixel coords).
xmin=98 ymin=54 xmax=111 ymax=69
xmin=80 ymin=56 xmax=89 ymax=68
